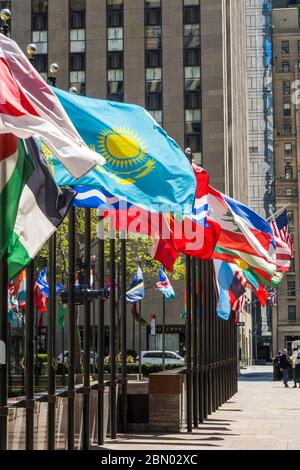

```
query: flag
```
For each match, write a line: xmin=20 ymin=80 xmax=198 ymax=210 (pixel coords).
xmin=213 ymin=260 xmax=247 ymax=320
xmin=14 ymin=270 xmax=26 ymax=309
xmin=155 ymin=267 xmax=175 ymax=300
xmin=36 ymin=268 xmax=64 ymax=297
xmin=268 ymin=288 xmax=278 ymax=307
xmin=126 ymin=267 xmax=145 ymax=303
xmin=209 ymin=186 xmax=277 ymax=285
xmin=45 ymin=87 xmax=197 ymax=214
xmin=270 ymin=209 xmax=293 ymax=272
xmin=57 ymin=302 xmax=65 ymax=329
xmin=34 ymin=284 xmax=47 ymax=313
xmin=7 ymin=138 xmax=76 ymax=279
xmin=0 ymin=134 xmax=33 ymax=261
xmin=131 ymin=302 xmax=147 ymax=326
xmin=0 ymin=33 xmax=105 ymax=178
xmin=72 ymin=185 xmax=132 ymax=211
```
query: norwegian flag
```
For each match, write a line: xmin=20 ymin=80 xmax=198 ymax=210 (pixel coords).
xmin=270 ymin=209 xmax=294 ymax=272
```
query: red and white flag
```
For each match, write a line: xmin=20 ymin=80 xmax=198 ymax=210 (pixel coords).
xmin=0 ymin=33 xmax=105 ymax=178
xmin=270 ymin=209 xmax=293 ymax=272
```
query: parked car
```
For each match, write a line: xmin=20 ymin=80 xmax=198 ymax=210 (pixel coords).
xmin=136 ymin=351 xmax=185 ymax=366
xmin=56 ymin=350 xmax=98 ymax=366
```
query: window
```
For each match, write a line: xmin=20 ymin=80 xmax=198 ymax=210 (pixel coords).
xmin=70 ymin=53 xmax=85 ymax=71
xmin=284 ymin=143 xmax=292 ymax=157
xmin=283 ymin=80 xmax=291 ymax=96
xmin=70 ymin=29 xmax=85 ymax=53
xmin=281 ymin=40 xmax=289 ymax=55
xmin=185 ymin=91 xmax=200 ymax=109
xmin=32 ymin=0 xmax=48 ymax=31
xmin=184 ymin=24 xmax=200 ymax=48
xmin=288 ymin=305 xmax=296 ymax=322
xmin=107 ymin=51 xmax=123 ymax=69
xmin=70 ymin=0 xmax=85 ymax=29
xmin=298 ymin=40 xmax=300 ymax=55
xmin=285 ymin=165 xmax=293 ymax=180
xmin=107 ymin=0 xmax=123 ymax=27
xmin=185 ymin=134 xmax=201 ymax=153
xmin=148 ymin=110 xmax=162 ymax=124
xmin=282 ymin=62 xmax=290 ymax=72
xmin=32 ymin=30 xmax=47 ymax=54
xmin=69 ymin=71 xmax=85 ymax=95
xmin=284 ymin=103 xmax=291 ymax=117
xmin=107 ymin=69 xmax=123 ymax=95
xmin=108 ymin=27 xmax=123 ymax=51
xmin=290 ymin=258 xmax=296 ymax=272
xmin=286 ymin=188 xmax=293 ymax=197
xmin=146 ymin=67 xmax=162 ymax=92
xmin=145 ymin=92 xmax=162 ymax=110
xmin=185 ymin=109 xmax=201 ymax=134
xmin=145 ymin=25 xmax=161 ymax=49
xmin=183 ymin=5 xmax=200 ymax=24
xmin=145 ymin=0 xmax=161 ymax=26
xmin=287 ymin=281 xmax=296 ymax=297
xmin=145 ymin=49 xmax=162 ymax=67
xmin=249 ymin=146 xmax=259 ymax=154
xmin=35 ymin=53 xmax=47 ymax=73
xmin=185 ymin=66 xmax=200 ymax=91
xmin=184 ymin=49 xmax=200 ymax=66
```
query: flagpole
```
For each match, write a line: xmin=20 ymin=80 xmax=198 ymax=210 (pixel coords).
xmin=185 ymin=255 xmax=192 ymax=433
xmin=267 ymin=203 xmax=291 ymax=222
xmin=191 ymin=257 xmax=198 ymax=427
xmin=162 ymin=295 xmax=166 ymax=371
xmin=25 ymin=261 xmax=35 ymax=450
xmin=109 ymin=236 xmax=117 ymax=439
xmin=97 ymin=221 xmax=105 ymax=446
xmin=138 ymin=301 xmax=142 ymax=381
xmin=0 ymin=8 xmax=11 ymax=451
xmin=120 ymin=237 xmax=127 ymax=433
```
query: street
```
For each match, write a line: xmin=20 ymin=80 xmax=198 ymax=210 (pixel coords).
xmin=99 ymin=366 xmax=300 ymax=451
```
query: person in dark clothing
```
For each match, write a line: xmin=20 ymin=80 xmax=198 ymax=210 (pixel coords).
xmin=279 ymin=349 xmax=291 ymax=387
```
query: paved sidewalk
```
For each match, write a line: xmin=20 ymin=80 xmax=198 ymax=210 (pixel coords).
xmin=98 ymin=367 xmax=300 ymax=450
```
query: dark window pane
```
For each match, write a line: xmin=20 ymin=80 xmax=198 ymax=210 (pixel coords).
xmin=70 ymin=11 xmax=85 ymax=29
xmin=107 ymin=9 xmax=123 ymax=27
xmin=146 ymin=80 xmax=162 ymax=92
xmin=281 ymin=40 xmax=289 ymax=55
xmin=107 ymin=81 xmax=124 ymax=94
xmin=288 ymin=281 xmax=296 ymax=297
xmin=70 ymin=53 xmax=85 ymax=71
xmin=282 ymin=62 xmax=290 ymax=72
xmin=145 ymin=92 xmax=162 ymax=110
xmin=107 ymin=93 xmax=124 ymax=102
xmin=183 ymin=5 xmax=200 ymax=24
xmin=283 ymin=80 xmax=291 ymax=95
xmin=184 ymin=48 xmax=200 ymax=66
xmin=107 ymin=51 xmax=123 ymax=69
xmin=288 ymin=306 xmax=296 ymax=322
xmin=185 ymin=91 xmax=200 ymax=108
xmin=145 ymin=50 xmax=162 ymax=67
xmin=35 ymin=54 xmax=47 ymax=72
xmin=185 ymin=134 xmax=202 ymax=153
xmin=145 ymin=8 xmax=161 ymax=25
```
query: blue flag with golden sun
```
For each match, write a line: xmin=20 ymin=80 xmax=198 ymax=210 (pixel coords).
xmin=45 ymin=88 xmax=196 ymax=214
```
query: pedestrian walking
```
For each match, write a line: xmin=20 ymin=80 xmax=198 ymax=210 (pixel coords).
xmin=279 ymin=349 xmax=291 ymax=387
xmin=292 ymin=348 xmax=300 ymax=388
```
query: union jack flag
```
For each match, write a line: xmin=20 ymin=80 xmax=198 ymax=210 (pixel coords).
xmin=270 ymin=209 xmax=294 ymax=272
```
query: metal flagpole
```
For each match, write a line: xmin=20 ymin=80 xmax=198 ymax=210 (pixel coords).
xmin=67 ymin=206 xmax=76 ymax=450
xmin=185 ymin=255 xmax=192 ymax=432
xmin=0 ymin=7 xmax=11 ymax=451
xmin=82 ymin=208 xmax=91 ymax=450
xmin=25 ymin=261 xmax=35 ymax=449
xmin=203 ymin=261 xmax=209 ymax=419
xmin=47 ymin=233 xmax=57 ymax=450
xmin=162 ymin=295 xmax=166 ymax=371
xmin=191 ymin=257 xmax=198 ymax=427
xmin=120 ymin=238 xmax=127 ymax=432
xmin=97 ymin=231 xmax=105 ymax=445
xmin=138 ymin=301 xmax=142 ymax=381
xmin=109 ymin=237 xmax=117 ymax=439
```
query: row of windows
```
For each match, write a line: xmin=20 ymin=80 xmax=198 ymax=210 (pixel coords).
xmin=278 ymin=61 xmax=300 ymax=73
xmin=107 ymin=0 xmax=123 ymax=102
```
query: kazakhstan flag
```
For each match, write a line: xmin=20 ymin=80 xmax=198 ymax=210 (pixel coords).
xmin=46 ymin=88 xmax=196 ymax=214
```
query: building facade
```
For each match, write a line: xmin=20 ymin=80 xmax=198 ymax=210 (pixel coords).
xmin=272 ymin=5 xmax=300 ymax=355
xmin=246 ymin=0 xmax=274 ymax=362
xmin=4 ymin=0 xmax=249 ymax=359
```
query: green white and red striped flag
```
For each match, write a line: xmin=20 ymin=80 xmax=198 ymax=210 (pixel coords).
xmin=0 ymin=133 xmax=33 ymax=261
xmin=7 ymin=138 xmax=75 ymax=280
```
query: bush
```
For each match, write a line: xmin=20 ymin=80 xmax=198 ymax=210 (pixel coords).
xmin=35 ymin=354 xmax=48 ymax=375
xmin=8 ymin=387 xmax=47 ymax=398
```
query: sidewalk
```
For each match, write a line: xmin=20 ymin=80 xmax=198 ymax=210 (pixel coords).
xmin=98 ymin=366 xmax=300 ymax=450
